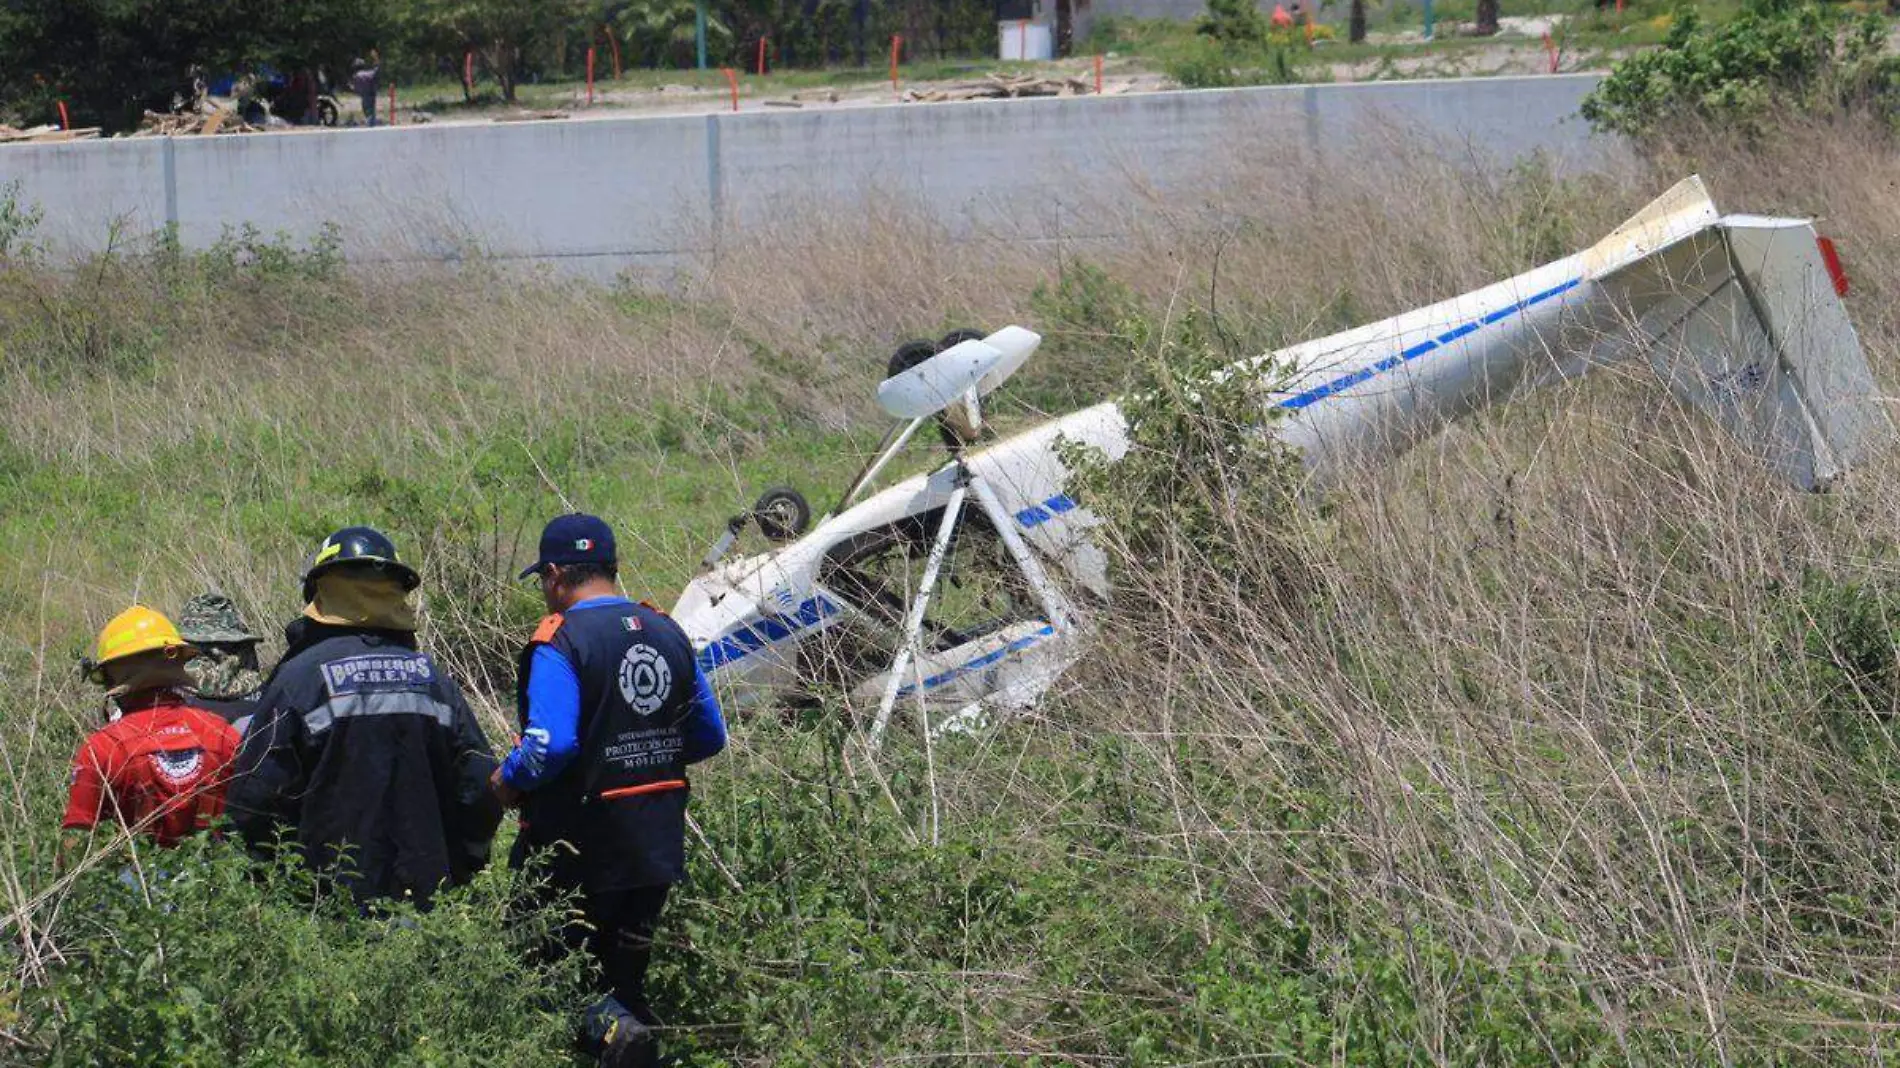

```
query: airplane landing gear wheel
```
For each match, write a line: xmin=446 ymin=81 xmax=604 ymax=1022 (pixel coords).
xmin=886 ymin=332 xmax=990 ymax=450
xmin=753 ymin=486 xmax=811 ymax=542
xmin=938 ymin=327 xmax=985 ymax=350
xmin=887 ymin=339 xmax=939 ymax=379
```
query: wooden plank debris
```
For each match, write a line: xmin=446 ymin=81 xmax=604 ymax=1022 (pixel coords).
xmin=904 ymin=73 xmax=1092 ymax=103
xmin=0 ymin=124 xmax=102 ymax=143
xmin=493 ymin=110 xmax=572 ymax=123
xmin=125 ymin=106 xmax=260 ymax=137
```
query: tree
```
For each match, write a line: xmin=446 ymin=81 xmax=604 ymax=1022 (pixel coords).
xmin=0 ymin=0 xmax=385 ymax=132
xmin=405 ymin=0 xmax=586 ymax=102
xmin=614 ymin=0 xmax=730 ymax=67
xmin=1474 ymin=0 xmax=1500 ymax=35
xmin=1349 ymin=0 xmax=1366 ymax=43
xmin=1197 ymin=0 xmax=1270 ymax=45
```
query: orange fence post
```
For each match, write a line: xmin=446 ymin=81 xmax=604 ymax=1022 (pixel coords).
xmin=757 ymin=37 xmax=768 ymax=76
xmin=1018 ymin=18 xmax=1028 ymax=59
xmin=1095 ymin=54 xmax=1104 ymax=93
xmin=606 ymin=27 xmax=623 ymax=78
xmin=1304 ymin=13 xmax=1314 ymax=44
xmin=722 ymin=67 xmax=739 ymax=111
xmin=56 ymin=100 xmax=70 ymax=130
xmin=587 ymin=47 xmax=596 ymax=103
xmin=1542 ymin=31 xmax=1558 ymax=73
xmin=463 ymin=51 xmax=474 ymax=94
xmin=890 ymin=35 xmax=902 ymax=93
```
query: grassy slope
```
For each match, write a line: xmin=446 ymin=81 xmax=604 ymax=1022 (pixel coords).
xmin=10 ymin=113 xmax=1900 ymax=1063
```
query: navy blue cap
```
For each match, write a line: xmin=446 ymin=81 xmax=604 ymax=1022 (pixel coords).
xmin=520 ymin=513 xmax=617 ymax=579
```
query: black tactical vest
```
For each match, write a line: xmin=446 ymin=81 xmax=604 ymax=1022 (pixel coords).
xmin=513 ymin=600 xmax=699 ymax=891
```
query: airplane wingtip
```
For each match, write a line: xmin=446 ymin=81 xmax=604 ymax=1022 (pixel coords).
xmin=1580 ymin=175 xmax=1721 ymax=280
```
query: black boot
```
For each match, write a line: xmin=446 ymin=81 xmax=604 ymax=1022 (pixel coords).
xmin=584 ymin=996 xmax=658 ymax=1068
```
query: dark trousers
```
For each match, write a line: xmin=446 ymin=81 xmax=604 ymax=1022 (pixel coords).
xmin=564 ymin=883 xmax=672 ymax=1021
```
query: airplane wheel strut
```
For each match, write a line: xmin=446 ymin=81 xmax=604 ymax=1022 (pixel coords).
xmin=753 ymin=486 xmax=811 ymax=542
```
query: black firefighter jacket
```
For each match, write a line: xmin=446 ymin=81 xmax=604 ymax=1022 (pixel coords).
xmin=226 ymin=620 xmax=503 ymax=905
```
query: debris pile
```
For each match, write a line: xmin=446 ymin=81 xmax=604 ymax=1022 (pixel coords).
xmin=904 ymin=73 xmax=1093 ymax=102
xmin=130 ymin=107 xmax=259 ymax=137
xmin=0 ymin=124 xmax=101 ymax=143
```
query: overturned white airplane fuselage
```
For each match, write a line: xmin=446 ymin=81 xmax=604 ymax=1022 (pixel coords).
xmin=673 ymin=177 xmax=1888 ymax=741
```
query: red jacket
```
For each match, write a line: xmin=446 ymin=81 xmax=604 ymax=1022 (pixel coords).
xmin=62 ymin=691 xmax=242 ymax=847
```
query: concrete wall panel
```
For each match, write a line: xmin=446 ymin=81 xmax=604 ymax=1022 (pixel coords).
xmin=0 ymin=76 xmax=1609 ymax=277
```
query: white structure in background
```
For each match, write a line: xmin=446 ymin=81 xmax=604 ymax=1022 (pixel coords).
xmin=671 ymin=176 xmax=1889 ymax=747
xmin=998 ymin=17 xmax=1056 ymax=59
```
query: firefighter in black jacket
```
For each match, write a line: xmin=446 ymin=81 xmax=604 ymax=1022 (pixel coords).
xmin=228 ymin=526 xmax=502 ymax=906
xmin=492 ymin=513 xmax=726 ymax=1067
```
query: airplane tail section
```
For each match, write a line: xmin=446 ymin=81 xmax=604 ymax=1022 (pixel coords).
xmin=1270 ymin=175 xmax=1890 ymax=492
xmin=1587 ymin=183 xmax=1887 ymax=489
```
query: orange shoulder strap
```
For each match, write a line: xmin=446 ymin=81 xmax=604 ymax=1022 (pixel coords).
xmin=531 ymin=613 xmax=565 ymax=644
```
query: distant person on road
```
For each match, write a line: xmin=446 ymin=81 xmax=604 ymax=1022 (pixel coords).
xmin=61 ymin=606 xmax=242 ymax=869
xmin=350 ymin=52 xmax=381 ymax=127
xmin=226 ymin=526 xmax=502 ymax=908
xmin=492 ymin=514 xmax=726 ymax=1067
xmin=177 ymin=592 xmax=266 ymax=730
xmin=282 ymin=67 xmax=316 ymax=125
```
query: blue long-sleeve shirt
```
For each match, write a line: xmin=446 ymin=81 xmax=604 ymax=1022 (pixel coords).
xmin=500 ymin=595 xmax=727 ymax=791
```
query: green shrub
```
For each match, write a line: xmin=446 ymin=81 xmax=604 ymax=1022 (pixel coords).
xmin=1166 ymin=38 xmax=1245 ymax=88
xmin=1787 ymin=569 xmax=1900 ymax=716
xmin=1581 ymin=2 xmax=1900 ymax=137
xmin=1198 ymin=0 xmax=1272 ymax=45
xmin=1163 ymin=36 xmax=1307 ymax=89
xmin=16 ymin=836 xmax=589 ymax=1066
xmin=1057 ymin=309 xmax=1310 ymax=604
xmin=645 ymin=720 xmax=1622 ymax=1065
xmin=1014 ymin=258 xmax=1146 ymax=411
xmin=0 ymin=180 xmax=41 ymax=262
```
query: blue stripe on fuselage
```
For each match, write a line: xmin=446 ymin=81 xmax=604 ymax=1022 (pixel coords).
xmin=697 ymin=594 xmax=840 ymax=673
xmin=1275 ymin=277 xmax=1582 ymax=412
xmin=896 ymin=624 xmax=1057 ymax=696
xmin=1016 ymin=494 xmax=1077 ymax=529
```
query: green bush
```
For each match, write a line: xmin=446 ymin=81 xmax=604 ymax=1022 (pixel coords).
xmin=16 ymin=836 xmax=589 ymax=1066
xmin=1197 ymin=0 xmax=1272 ymax=46
xmin=1015 ymin=258 xmax=1147 ymax=411
xmin=1057 ymin=309 xmax=1311 ymax=604
xmin=642 ymin=720 xmax=1623 ymax=1065
xmin=1581 ymin=2 xmax=1900 ymax=137
xmin=1163 ymin=36 xmax=1306 ymax=89
xmin=1166 ymin=38 xmax=1245 ymax=88
xmin=1787 ymin=569 xmax=1900 ymax=716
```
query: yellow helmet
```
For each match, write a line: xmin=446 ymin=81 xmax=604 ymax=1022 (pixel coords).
xmin=88 ymin=605 xmax=196 ymax=683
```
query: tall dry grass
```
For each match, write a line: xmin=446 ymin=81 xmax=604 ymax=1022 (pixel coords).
xmin=898 ymin=117 xmax=1900 ymax=1059
xmin=6 ymin=110 xmax=1900 ymax=1061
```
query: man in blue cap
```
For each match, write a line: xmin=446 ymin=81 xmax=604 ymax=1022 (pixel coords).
xmin=492 ymin=513 xmax=726 ymax=1067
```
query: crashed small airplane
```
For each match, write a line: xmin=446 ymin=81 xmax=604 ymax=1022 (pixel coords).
xmin=672 ymin=176 xmax=1890 ymax=746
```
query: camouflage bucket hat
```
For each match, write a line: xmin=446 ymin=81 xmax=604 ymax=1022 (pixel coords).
xmin=176 ymin=593 xmax=260 ymax=645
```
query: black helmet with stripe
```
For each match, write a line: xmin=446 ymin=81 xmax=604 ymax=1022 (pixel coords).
xmin=301 ymin=526 xmax=421 ymax=601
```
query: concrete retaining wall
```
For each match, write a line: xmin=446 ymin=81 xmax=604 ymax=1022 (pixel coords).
xmin=0 ymin=74 xmax=1610 ymax=279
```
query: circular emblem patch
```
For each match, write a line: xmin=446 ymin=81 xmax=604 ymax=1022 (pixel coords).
xmin=618 ymin=644 xmax=672 ymax=717
xmin=149 ymin=748 xmax=205 ymax=786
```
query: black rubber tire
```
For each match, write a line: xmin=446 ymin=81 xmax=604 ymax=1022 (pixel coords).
xmin=886 ymin=339 xmax=940 ymax=379
xmin=316 ymin=97 xmax=340 ymax=127
xmin=753 ymin=486 xmax=812 ymax=543
xmin=938 ymin=327 xmax=986 ymax=351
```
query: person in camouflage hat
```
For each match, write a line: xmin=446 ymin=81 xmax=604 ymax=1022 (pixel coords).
xmin=178 ymin=593 xmax=266 ymax=725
